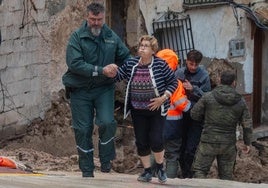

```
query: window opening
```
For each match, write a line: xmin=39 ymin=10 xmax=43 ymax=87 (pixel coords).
xmin=152 ymin=11 xmax=194 ymax=66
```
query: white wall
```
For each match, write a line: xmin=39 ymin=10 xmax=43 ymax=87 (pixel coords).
xmin=140 ymin=0 xmax=254 ymax=93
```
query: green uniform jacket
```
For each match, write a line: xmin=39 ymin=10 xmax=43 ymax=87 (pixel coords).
xmin=190 ymin=84 xmax=253 ymax=145
xmin=62 ymin=21 xmax=130 ymax=89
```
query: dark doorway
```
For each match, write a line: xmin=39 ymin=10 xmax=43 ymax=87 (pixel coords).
xmin=253 ymin=26 xmax=263 ymax=128
xmin=110 ymin=0 xmax=126 ymax=41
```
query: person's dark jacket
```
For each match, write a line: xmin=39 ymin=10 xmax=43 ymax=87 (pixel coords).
xmin=62 ymin=21 xmax=130 ymax=89
xmin=190 ymin=84 xmax=253 ymax=145
xmin=175 ymin=66 xmax=211 ymax=107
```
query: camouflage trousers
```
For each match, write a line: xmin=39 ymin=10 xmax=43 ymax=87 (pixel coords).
xmin=192 ymin=142 xmax=237 ymax=180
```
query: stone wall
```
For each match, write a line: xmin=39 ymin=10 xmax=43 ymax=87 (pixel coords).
xmin=0 ymin=0 xmax=91 ymax=141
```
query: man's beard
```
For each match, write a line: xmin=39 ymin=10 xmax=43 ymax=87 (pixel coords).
xmin=90 ymin=27 xmax=101 ymax=36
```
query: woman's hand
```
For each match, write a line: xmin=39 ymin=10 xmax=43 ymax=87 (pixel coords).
xmin=148 ymin=95 xmax=166 ymax=111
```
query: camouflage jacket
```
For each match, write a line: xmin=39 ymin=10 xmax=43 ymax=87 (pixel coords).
xmin=190 ymin=84 xmax=253 ymax=145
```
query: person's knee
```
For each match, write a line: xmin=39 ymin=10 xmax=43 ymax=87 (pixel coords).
xmin=151 ymin=143 xmax=164 ymax=153
xmin=137 ymin=149 xmax=151 ymax=156
xmin=97 ymin=119 xmax=117 ymax=127
xmin=73 ymin=127 xmax=93 ymax=146
xmin=98 ymin=120 xmax=117 ymax=134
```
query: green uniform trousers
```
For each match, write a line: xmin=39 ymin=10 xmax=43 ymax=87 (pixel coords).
xmin=70 ymin=85 xmax=116 ymax=174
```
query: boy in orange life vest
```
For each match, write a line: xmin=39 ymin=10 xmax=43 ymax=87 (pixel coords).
xmin=156 ymin=49 xmax=191 ymax=178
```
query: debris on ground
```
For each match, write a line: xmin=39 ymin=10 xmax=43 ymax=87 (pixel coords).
xmin=0 ymin=90 xmax=268 ymax=184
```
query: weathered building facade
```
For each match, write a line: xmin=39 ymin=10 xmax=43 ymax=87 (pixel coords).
xmin=0 ymin=0 xmax=267 ymax=141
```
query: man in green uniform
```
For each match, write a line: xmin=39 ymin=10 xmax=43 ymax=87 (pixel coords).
xmin=62 ymin=2 xmax=130 ymax=177
xmin=190 ymin=70 xmax=253 ymax=180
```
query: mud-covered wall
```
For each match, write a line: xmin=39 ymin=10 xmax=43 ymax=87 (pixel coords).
xmin=0 ymin=0 xmax=92 ymax=141
xmin=0 ymin=0 xmax=140 ymax=142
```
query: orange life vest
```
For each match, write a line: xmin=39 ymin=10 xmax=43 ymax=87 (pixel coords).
xmin=156 ymin=49 xmax=191 ymax=120
xmin=167 ymin=80 xmax=191 ymax=120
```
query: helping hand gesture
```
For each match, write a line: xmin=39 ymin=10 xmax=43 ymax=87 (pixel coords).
xmin=103 ymin=64 xmax=118 ymax=78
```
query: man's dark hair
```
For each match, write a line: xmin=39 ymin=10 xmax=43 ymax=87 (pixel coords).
xmin=220 ymin=70 xmax=236 ymax=85
xmin=187 ymin=49 xmax=203 ymax=64
xmin=87 ymin=2 xmax=105 ymax=15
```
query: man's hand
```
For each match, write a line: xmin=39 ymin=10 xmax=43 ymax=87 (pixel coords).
xmin=103 ymin=64 xmax=118 ymax=78
xmin=182 ymin=79 xmax=193 ymax=91
xmin=242 ymin=145 xmax=251 ymax=154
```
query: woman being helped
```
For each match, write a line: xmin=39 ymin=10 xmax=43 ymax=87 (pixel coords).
xmin=114 ymin=35 xmax=178 ymax=183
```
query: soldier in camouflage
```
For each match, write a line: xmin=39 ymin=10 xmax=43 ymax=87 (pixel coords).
xmin=190 ymin=70 xmax=253 ymax=180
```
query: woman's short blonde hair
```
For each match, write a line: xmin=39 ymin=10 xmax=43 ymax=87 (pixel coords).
xmin=138 ymin=35 xmax=159 ymax=53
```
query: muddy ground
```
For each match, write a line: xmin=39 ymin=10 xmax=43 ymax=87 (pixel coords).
xmin=0 ymin=89 xmax=268 ymax=184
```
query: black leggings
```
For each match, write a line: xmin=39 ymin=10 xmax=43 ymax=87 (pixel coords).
xmin=131 ymin=109 xmax=165 ymax=156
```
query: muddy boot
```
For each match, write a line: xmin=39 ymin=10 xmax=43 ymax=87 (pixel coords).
xmin=166 ymin=161 xmax=178 ymax=178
